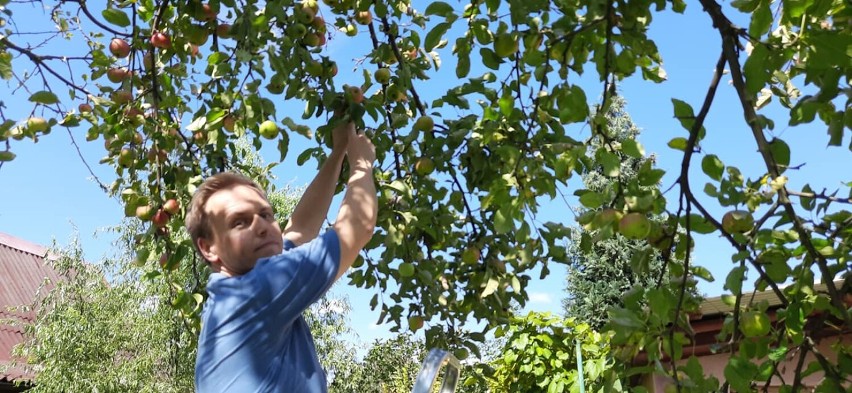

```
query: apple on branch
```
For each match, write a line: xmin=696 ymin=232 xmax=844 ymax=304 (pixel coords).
xmin=109 ymin=38 xmax=131 ymax=58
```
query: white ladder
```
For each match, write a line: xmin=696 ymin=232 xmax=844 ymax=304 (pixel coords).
xmin=411 ymin=349 xmax=461 ymax=393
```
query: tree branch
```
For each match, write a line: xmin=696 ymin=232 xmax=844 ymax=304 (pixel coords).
xmin=700 ymin=0 xmax=847 ymax=322
xmin=379 ymin=17 xmax=425 ymax=116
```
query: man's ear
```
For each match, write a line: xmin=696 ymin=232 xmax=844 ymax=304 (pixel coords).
xmin=197 ymin=237 xmax=219 ymax=264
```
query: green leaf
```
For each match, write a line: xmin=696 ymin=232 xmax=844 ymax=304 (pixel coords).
xmin=425 ymin=22 xmax=452 ymax=52
xmin=557 ymin=85 xmax=588 ymax=124
xmin=578 ymin=192 xmax=603 ymax=209
xmin=597 ymin=150 xmax=620 ymax=177
xmin=481 ymin=278 xmax=499 ymax=298
xmin=498 ymin=95 xmax=514 ymax=117
xmin=701 ymin=154 xmax=724 ymax=181
xmin=494 ymin=208 xmax=513 ymax=234
xmin=724 ymin=357 xmax=758 ymax=393
xmin=743 ymin=44 xmax=769 ymax=95
xmin=608 ymin=308 xmax=644 ymax=329
xmin=671 ymin=98 xmax=695 ymax=130
xmin=667 ymin=137 xmax=688 ymax=151
xmin=725 ymin=266 xmax=746 ymax=295
xmin=0 ymin=51 xmax=12 ymax=80
xmin=456 ymin=52 xmax=470 ymax=78
xmin=29 ymin=91 xmax=60 ymax=105
xmin=424 ymin=2 xmax=455 ymax=17
xmin=681 ymin=214 xmax=716 ymax=234
xmin=101 ymin=9 xmax=131 ymax=27
xmin=799 ymin=184 xmax=815 ymax=211
xmin=480 ymin=48 xmax=502 ymax=70
xmin=767 ymin=138 xmax=790 ymax=173
xmin=691 ymin=266 xmax=714 ymax=282
xmin=621 ymin=139 xmax=644 ymax=158
xmin=0 ymin=151 xmax=16 ymax=162
xmin=749 ymin=2 xmax=772 ymax=37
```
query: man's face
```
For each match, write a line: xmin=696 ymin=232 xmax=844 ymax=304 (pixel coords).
xmin=197 ymin=184 xmax=283 ymax=276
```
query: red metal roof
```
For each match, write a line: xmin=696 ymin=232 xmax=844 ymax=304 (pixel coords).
xmin=0 ymin=232 xmax=61 ymax=384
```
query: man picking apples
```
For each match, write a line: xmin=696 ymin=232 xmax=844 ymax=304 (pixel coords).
xmin=186 ymin=120 xmax=377 ymax=392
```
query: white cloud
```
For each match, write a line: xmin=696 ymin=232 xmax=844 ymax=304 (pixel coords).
xmin=528 ymin=292 xmax=553 ymax=304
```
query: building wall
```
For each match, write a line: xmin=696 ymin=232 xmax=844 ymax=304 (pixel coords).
xmin=644 ymin=333 xmax=850 ymax=392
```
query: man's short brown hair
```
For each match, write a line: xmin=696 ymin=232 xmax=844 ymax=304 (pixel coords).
xmin=186 ymin=172 xmax=268 ymax=260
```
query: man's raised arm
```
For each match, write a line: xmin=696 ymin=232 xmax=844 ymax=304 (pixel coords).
xmin=331 ymin=132 xmax=377 ymax=280
xmin=282 ymin=121 xmax=354 ymax=246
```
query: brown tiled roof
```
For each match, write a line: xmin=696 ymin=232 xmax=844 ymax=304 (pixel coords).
xmin=698 ymin=279 xmax=848 ymax=318
xmin=0 ymin=232 xmax=61 ymax=384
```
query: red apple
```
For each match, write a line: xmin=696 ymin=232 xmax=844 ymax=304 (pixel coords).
xmin=200 ymin=3 xmax=217 ymax=21
xmin=354 ymin=10 xmax=372 ymax=25
xmin=222 ymin=115 xmax=236 ymax=132
xmin=107 ymin=67 xmax=130 ymax=83
xmin=150 ymin=32 xmax=172 ymax=49
xmin=346 ymin=85 xmax=364 ymax=104
xmin=78 ymin=103 xmax=93 ymax=113
xmin=163 ymin=199 xmax=180 ymax=215
xmin=216 ymin=23 xmax=231 ymax=38
xmin=152 ymin=208 xmax=170 ymax=228
xmin=312 ymin=16 xmax=326 ymax=32
xmin=109 ymin=38 xmax=131 ymax=58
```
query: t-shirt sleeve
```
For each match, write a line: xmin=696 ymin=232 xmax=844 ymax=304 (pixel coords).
xmin=260 ymin=229 xmax=341 ymax=325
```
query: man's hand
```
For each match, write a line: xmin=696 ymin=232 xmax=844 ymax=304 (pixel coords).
xmin=332 ymin=120 xmax=356 ymax=154
xmin=332 ymin=131 xmax=377 ymax=280
xmin=347 ymin=131 xmax=376 ymax=169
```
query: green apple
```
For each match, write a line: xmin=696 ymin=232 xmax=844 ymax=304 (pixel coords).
xmin=135 ymin=205 xmax=155 ymax=221
xmin=414 ymin=157 xmax=435 ymax=176
xmin=413 ymin=115 xmax=434 ymax=132
xmin=374 ymin=68 xmax=391 ymax=84
xmin=618 ymin=213 xmax=651 ymax=240
xmin=302 ymin=32 xmax=321 ymax=47
xmin=398 ymin=262 xmax=415 ymax=278
xmin=118 ymin=148 xmax=136 ymax=167
xmin=26 ymin=117 xmax=49 ymax=133
xmin=342 ymin=24 xmax=357 ymax=37
xmin=740 ymin=310 xmax=770 ymax=337
xmin=259 ymin=120 xmax=279 ymax=139
xmin=296 ymin=7 xmax=315 ymax=24
xmin=408 ymin=315 xmax=424 ymax=332
xmin=461 ymin=246 xmax=480 ymax=264
xmin=287 ymin=23 xmax=308 ymax=39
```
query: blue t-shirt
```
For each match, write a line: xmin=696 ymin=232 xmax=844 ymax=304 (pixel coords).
xmin=195 ymin=230 xmax=341 ymax=393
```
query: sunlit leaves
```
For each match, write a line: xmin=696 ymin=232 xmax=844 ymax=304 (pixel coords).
xmin=0 ymin=51 xmax=12 ymax=80
xmin=701 ymin=154 xmax=724 ymax=181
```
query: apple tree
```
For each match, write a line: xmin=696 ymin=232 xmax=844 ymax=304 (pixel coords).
xmin=0 ymin=0 xmax=849 ymax=390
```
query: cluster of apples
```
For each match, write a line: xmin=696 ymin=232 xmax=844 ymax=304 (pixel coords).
xmin=1 ymin=117 xmax=53 ymax=146
xmin=136 ymin=198 xmax=181 ymax=229
xmin=286 ymin=1 xmax=328 ymax=48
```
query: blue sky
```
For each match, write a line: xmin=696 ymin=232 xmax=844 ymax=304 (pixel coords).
xmin=1 ymin=1 xmax=847 ymax=347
